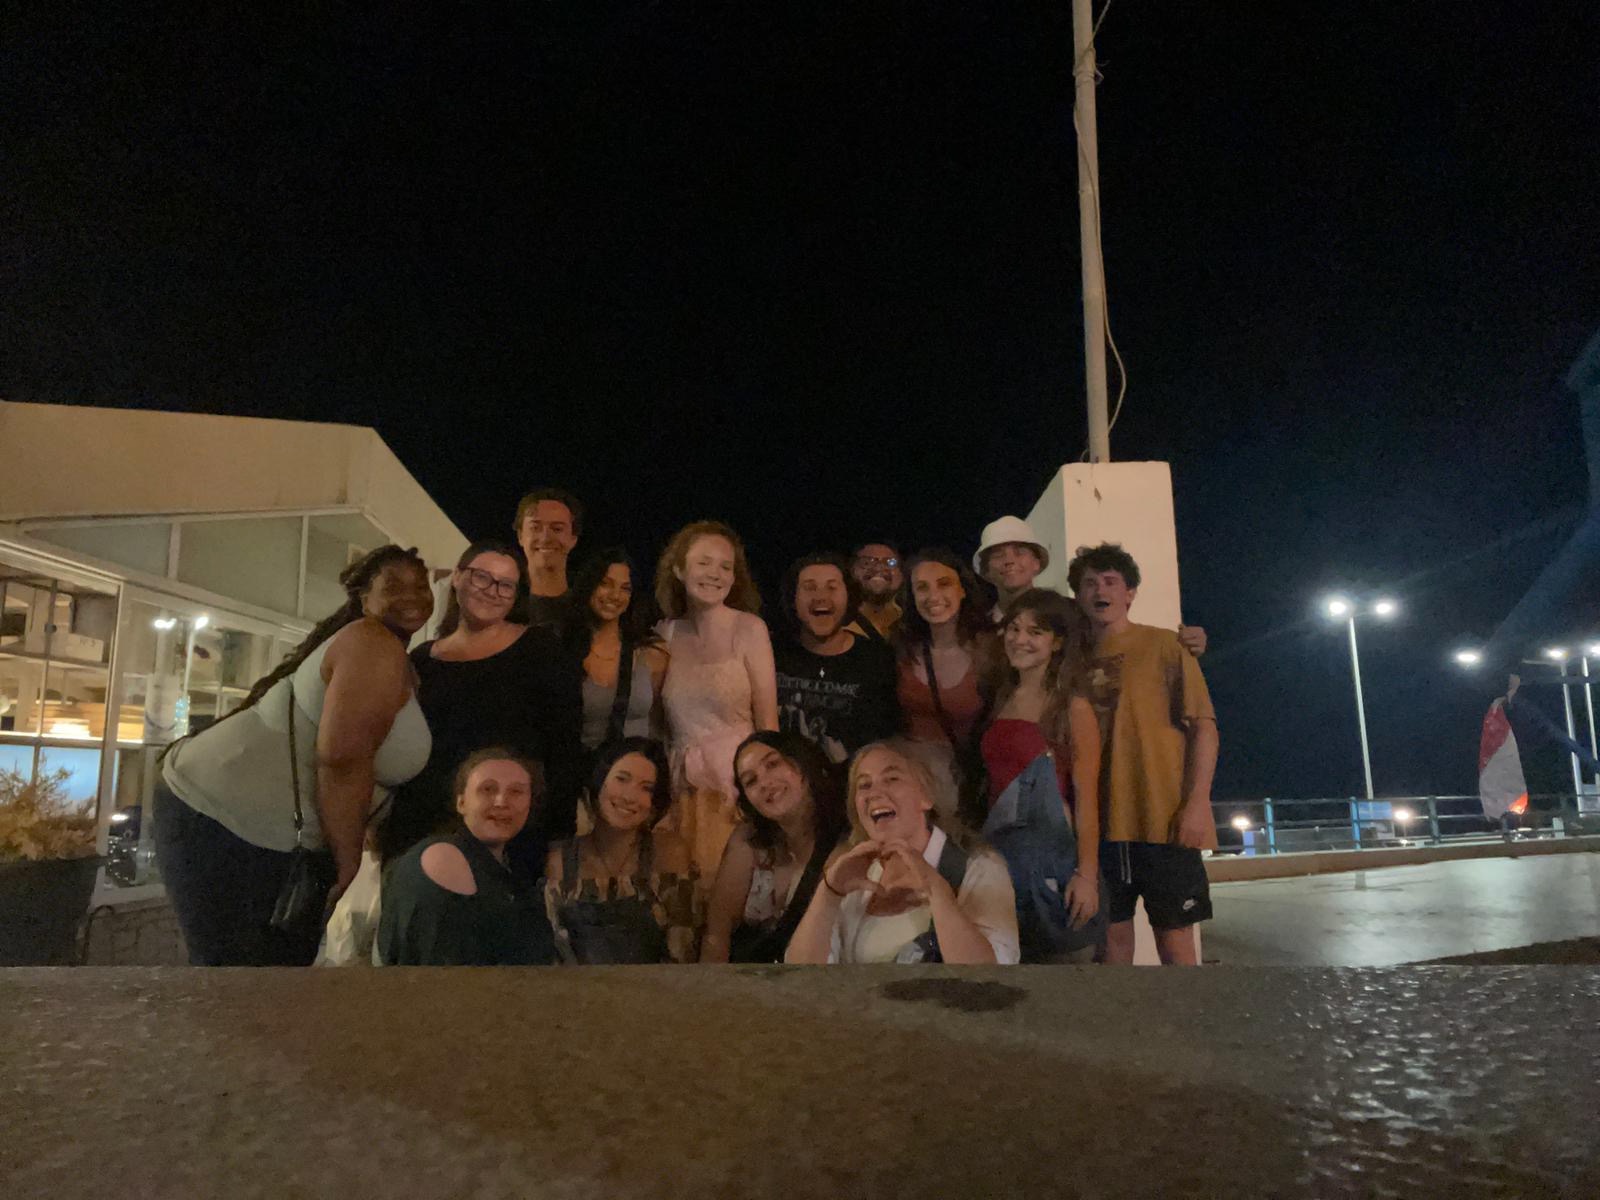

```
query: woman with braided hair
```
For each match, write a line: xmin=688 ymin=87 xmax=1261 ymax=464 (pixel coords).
xmin=154 ymin=545 xmax=435 ymax=965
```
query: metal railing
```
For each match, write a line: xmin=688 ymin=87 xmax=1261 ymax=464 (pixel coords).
xmin=1209 ymin=793 xmax=1600 ymax=856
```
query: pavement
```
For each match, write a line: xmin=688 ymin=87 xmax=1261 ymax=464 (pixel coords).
xmin=1207 ymin=850 xmax=1600 ymax=965
xmin=4 ymin=965 xmax=1600 ymax=1197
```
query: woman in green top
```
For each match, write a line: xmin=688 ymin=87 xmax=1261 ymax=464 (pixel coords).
xmin=378 ymin=748 xmax=554 ymax=965
xmin=544 ymin=737 xmax=699 ymax=963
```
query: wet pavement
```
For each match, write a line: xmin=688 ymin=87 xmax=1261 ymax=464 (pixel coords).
xmin=5 ymin=965 xmax=1599 ymax=1196
xmin=1208 ymin=850 xmax=1600 ymax=966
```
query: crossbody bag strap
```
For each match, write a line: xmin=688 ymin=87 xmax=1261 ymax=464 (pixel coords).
xmin=921 ymin=642 xmax=995 ymax=754
xmin=604 ymin=638 xmax=637 ymax=745
xmin=286 ymin=679 xmax=305 ymax=847
xmin=771 ymin=836 xmax=834 ymax=950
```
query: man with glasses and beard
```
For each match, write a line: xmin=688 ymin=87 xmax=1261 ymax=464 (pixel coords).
xmin=775 ymin=553 xmax=900 ymax=765
xmin=849 ymin=541 xmax=904 ymax=642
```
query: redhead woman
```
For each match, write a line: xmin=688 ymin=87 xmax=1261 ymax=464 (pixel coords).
xmin=653 ymin=520 xmax=778 ymax=886
xmin=784 ymin=741 xmax=1019 ymax=965
xmin=700 ymin=730 xmax=848 ymax=963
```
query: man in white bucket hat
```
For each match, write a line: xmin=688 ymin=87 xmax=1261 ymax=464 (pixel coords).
xmin=973 ymin=516 xmax=1050 ymax=624
xmin=975 ymin=514 xmax=1208 ymax=655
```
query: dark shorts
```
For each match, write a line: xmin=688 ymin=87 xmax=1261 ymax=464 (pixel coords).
xmin=1100 ymin=841 xmax=1212 ymax=929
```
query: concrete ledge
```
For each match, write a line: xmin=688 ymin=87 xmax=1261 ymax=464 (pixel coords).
xmin=4 ymin=966 xmax=1600 ymax=1196
xmin=1207 ymin=834 xmax=1600 ymax=882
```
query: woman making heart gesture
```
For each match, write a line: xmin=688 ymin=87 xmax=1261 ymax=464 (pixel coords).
xmin=784 ymin=741 xmax=1018 ymax=965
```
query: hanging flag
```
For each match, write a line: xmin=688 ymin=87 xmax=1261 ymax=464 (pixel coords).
xmin=1479 ymin=700 xmax=1529 ymax=819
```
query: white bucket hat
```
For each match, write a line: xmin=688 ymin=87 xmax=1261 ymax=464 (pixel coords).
xmin=973 ymin=516 xmax=1049 ymax=575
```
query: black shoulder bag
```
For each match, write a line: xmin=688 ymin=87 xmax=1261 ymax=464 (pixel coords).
xmin=728 ymin=837 xmax=835 ymax=964
xmin=921 ymin=643 xmax=991 ymax=829
xmin=604 ymin=638 xmax=638 ymax=745
xmin=269 ymin=682 xmax=335 ymax=933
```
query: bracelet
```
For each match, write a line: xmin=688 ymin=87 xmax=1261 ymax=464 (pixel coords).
xmin=822 ymin=874 xmax=846 ymax=898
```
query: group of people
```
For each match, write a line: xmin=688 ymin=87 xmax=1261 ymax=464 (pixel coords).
xmin=150 ymin=488 xmax=1219 ymax=969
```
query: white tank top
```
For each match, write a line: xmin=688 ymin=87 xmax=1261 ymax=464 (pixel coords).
xmin=162 ymin=635 xmax=430 ymax=851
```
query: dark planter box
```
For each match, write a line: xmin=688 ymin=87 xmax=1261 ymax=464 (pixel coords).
xmin=0 ymin=857 xmax=102 ymax=965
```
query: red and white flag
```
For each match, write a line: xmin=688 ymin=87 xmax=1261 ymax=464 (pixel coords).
xmin=1478 ymin=701 xmax=1529 ymax=820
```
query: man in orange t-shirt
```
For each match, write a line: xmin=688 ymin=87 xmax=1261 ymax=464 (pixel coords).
xmin=1070 ymin=543 xmax=1219 ymax=966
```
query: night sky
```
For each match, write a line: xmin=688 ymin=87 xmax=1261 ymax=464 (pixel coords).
xmin=6 ymin=3 xmax=1598 ymax=801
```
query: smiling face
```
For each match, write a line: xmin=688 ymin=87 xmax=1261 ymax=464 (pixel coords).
xmin=518 ymin=500 xmax=577 ymax=571
xmin=850 ymin=746 xmax=935 ymax=846
xmin=1003 ymin=607 xmax=1063 ymax=674
xmin=794 ymin=563 xmax=849 ymax=642
xmin=675 ymin=534 xmax=735 ymax=610
xmin=363 ymin=560 xmax=435 ymax=637
xmin=910 ymin=561 xmax=964 ymax=629
xmin=454 ymin=551 xmax=520 ymax=626
xmin=588 ymin=561 xmax=634 ymax=624
xmin=593 ymin=751 xmax=660 ymax=834
xmin=734 ymin=742 xmax=811 ymax=825
xmin=986 ymin=542 xmax=1043 ymax=593
xmin=852 ymin=544 xmax=902 ymax=600
xmin=456 ymin=758 xmax=533 ymax=850
xmin=1076 ymin=568 xmax=1136 ymax=632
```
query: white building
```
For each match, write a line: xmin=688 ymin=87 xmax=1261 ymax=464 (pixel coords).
xmin=0 ymin=400 xmax=465 ymax=918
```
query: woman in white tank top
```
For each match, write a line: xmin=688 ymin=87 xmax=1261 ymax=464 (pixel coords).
xmin=155 ymin=546 xmax=434 ymax=965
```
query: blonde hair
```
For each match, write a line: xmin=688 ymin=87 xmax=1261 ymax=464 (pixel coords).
xmin=843 ymin=739 xmax=977 ymax=850
xmin=653 ymin=520 xmax=763 ymax=618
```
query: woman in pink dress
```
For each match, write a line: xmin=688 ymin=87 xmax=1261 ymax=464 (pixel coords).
xmin=653 ymin=521 xmax=779 ymax=886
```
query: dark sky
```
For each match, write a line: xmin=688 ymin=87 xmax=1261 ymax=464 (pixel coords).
xmin=5 ymin=3 xmax=1598 ymax=800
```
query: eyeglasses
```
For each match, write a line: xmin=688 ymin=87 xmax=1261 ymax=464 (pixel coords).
xmin=855 ymin=556 xmax=899 ymax=569
xmin=461 ymin=567 xmax=519 ymax=599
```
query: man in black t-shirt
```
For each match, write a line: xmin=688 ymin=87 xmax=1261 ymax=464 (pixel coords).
xmin=774 ymin=553 xmax=901 ymax=764
xmin=512 ymin=486 xmax=583 ymax=641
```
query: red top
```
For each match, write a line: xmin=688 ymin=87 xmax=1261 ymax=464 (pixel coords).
xmin=897 ymin=656 xmax=985 ymax=744
xmin=980 ymin=718 xmax=1071 ymax=810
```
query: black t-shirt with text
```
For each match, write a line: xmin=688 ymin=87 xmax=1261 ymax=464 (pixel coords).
xmin=774 ymin=634 xmax=901 ymax=764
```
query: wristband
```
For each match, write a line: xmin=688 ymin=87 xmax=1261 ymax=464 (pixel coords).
xmin=822 ymin=874 xmax=846 ymax=898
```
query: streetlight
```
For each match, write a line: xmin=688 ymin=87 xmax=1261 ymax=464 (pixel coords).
xmin=1230 ymin=814 xmax=1252 ymax=832
xmin=1322 ymin=594 xmax=1398 ymax=801
xmin=1453 ymin=649 xmax=1483 ymax=666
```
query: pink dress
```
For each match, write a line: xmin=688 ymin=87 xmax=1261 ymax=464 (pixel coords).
xmin=660 ymin=620 xmax=756 ymax=883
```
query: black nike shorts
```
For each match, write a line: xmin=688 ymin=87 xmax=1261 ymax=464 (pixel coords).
xmin=1100 ymin=841 xmax=1212 ymax=929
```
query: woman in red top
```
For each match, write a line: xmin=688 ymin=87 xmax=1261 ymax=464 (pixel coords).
xmin=977 ymin=588 xmax=1101 ymax=931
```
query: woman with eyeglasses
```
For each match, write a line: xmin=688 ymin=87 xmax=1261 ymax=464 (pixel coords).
xmin=378 ymin=539 xmax=582 ymax=872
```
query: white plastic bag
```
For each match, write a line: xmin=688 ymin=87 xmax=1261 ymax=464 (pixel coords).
xmin=314 ymin=849 xmax=384 ymax=967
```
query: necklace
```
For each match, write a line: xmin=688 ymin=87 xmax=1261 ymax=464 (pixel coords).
xmin=588 ymin=833 xmax=638 ymax=879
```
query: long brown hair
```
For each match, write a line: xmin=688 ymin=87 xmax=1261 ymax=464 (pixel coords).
xmin=653 ymin=520 xmax=762 ymax=618
xmin=896 ymin=547 xmax=992 ymax=661
xmin=991 ymin=588 xmax=1094 ymax=743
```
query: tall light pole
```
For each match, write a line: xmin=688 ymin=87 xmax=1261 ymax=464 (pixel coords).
xmin=1544 ymin=647 xmax=1584 ymax=796
xmin=1324 ymin=596 xmax=1398 ymax=800
xmin=1072 ymin=0 xmax=1111 ymax=463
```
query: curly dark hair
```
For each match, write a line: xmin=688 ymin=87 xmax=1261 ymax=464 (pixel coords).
xmin=896 ymin=547 xmax=993 ymax=659
xmin=435 ymin=538 xmax=526 ymax=638
xmin=779 ymin=552 xmax=861 ymax=638
xmin=1066 ymin=542 xmax=1142 ymax=593
xmin=731 ymin=730 xmax=848 ymax=861
xmin=581 ymin=737 xmax=675 ymax=829
xmin=570 ymin=547 xmax=664 ymax=651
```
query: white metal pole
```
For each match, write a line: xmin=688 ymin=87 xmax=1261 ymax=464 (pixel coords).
xmin=1346 ymin=616 xmax=1375 ymax=800
xmin=1560 ymin=670 xmax=1583 ymax=797
xmin=1581 ymin=656 xmax=1598 ymax=776
xmin=1072 ymin=0 xmax=1111 ymax=463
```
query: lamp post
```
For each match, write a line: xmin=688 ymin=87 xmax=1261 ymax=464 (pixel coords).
xmin=1324 ymin=596 xmax=1397 ymax=801
xmin=1544 ymin=647 xmax=1584 ymax=796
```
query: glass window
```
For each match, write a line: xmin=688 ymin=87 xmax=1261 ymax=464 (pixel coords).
xmin=102 ymin=598 xmax=285 ymax=889
xmin=176 ymin=516 xmax=302 ymax=615
xmin=29 ymin=522 xmax=173 ymax=578
xmin=302 ymin=514 xmax=387 ymax=618
xmin=0 ymin=562 xmax=117 ymax=869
